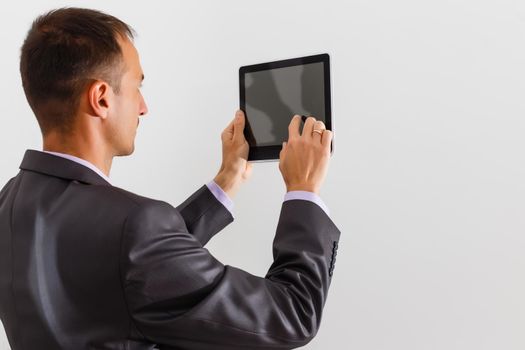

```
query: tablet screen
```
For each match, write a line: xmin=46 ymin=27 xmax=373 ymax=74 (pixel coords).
xmin=244 ymin=62 xmax=325 ymax=146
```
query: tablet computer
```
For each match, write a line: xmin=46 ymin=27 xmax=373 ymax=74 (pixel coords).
xmin=239 ymin=53 xmax=333 ymax=161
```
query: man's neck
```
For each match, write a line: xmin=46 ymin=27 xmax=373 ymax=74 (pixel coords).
xmin=43 ymin=133 xmax=113 ymax=177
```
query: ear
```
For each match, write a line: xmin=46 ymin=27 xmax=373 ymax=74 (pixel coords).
xmin=87 ymin=80 xmax=112 ymax=119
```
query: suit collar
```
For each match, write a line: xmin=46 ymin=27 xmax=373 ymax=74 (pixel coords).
xmin=19 ymin=149 xmax=112 ymax=186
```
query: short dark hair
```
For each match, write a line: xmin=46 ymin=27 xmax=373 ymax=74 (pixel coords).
xmin=20 ymin=7 xmax=135 ymax=135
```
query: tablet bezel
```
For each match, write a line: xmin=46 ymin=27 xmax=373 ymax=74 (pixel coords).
xmin=239 ymin=53 xmax=332 ymax=161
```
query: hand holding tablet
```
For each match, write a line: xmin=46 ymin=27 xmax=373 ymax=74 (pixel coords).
xmin=278 ymin=114 xmax=333 ymax=195
xmin=239 ymin=54 xmax=334 ymax=161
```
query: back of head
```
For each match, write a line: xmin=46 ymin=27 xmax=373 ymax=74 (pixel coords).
xmin=20 ymin=7 xmax=135 ymax=136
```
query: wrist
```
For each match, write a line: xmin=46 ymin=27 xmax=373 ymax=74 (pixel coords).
xmin=214 ymin=168 xmax=240 ymax=198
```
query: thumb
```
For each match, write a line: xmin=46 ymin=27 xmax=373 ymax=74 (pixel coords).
xmin=233 ymin=110 xmax=245 ymax=142
xmin=221 ymin=117 xmax=235 ymax=141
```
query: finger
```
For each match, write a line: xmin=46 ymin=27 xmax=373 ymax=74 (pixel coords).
xmin=302 ymin=116 xmax=317 ymax=138
xmin=288 ymin=115 xmax=302 ymax=139
xmin=282 ymin=141 xmax=288 ymax=152
xmin=243 ymin=162 xmax=253 ymax=180
xmin=312 ymin=120 xmax=326 ymax=142
xmin=279 ymin=141 xmax=287 ymax=159
xmin=233 ymin=110 xmax=245 ymax=142
xmin=321 ymin=129 xmax=333 ymax=152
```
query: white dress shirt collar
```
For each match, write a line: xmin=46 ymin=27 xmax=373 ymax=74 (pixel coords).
xmin=41 ymin=150 xmax=112 ymax=185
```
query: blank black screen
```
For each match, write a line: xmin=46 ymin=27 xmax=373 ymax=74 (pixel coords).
xmin=244 ymin=62 xmax=325 ymax=146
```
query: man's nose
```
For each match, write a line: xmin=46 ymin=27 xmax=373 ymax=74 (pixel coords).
xmin=139 ymin=98 xmax=148 ymax=116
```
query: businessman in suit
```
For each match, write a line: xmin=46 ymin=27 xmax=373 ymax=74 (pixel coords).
xmin=0 ymin=7 xmax=340 ymax=349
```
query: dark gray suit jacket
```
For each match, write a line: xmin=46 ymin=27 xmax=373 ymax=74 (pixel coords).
xmin=0 ymin=149 xmax=340 ymax=349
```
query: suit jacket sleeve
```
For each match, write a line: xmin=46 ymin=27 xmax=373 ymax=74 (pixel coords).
xmin=175 ymin=185 xmax=233 ymax=246
xmin=120 ymin=198 xmax=341 ymax=349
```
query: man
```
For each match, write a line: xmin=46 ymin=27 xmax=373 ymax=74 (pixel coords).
xmin=0 ymin=7 xmax=340 ymax=349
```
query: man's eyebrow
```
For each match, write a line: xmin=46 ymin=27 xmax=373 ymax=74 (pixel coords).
xmin=141 ymin=74 xmax=144 ymax=81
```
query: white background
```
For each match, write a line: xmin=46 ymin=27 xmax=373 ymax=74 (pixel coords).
xmin=1 ymin=1 xmax=524 ymax=349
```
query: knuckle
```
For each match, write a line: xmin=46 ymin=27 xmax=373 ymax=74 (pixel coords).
xmin=317 ymin=144 xmax=328 ymax=154
xmin=296 ymin=137 xmax=306 ymax=145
